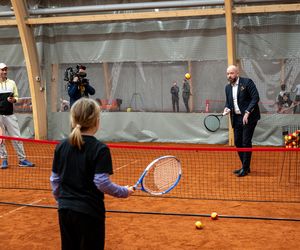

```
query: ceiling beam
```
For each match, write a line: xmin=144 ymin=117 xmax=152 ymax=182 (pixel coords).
xmin=10 ymin=0 xmax=48 ymax=140
xmin=1 ymin=3 xmax=300 ymax=27
xmin=234 ymin=3 xmax=300 ymax=14
xmin=224 ymin=0 xmax=235 ymax=147
xmin=25 ymin=8 xmax=225 ymax=25
xmin=0 ymin=19 xmax=17 ymax=26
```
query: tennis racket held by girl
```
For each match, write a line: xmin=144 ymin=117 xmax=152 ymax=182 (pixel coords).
xmin=133 ymin=155 xmax=182 ymax=196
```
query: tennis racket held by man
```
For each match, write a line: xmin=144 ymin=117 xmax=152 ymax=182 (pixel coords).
xmin=203 ymin=108 xmax=230 ymax=132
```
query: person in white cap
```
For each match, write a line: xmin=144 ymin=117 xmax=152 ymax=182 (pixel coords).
xmin=0 ymin=63 xmax=34 ymax=169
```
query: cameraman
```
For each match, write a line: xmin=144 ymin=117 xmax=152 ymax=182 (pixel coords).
xmin=67 ymin=65 xmax=95 ymax=107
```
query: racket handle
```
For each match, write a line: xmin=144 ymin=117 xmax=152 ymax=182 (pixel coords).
xmin=223 ymin=108 xmax=230 ymax=116
xmin=222 ymin=110 xmax=230 ymax=116
xmin=127 ymin=186 xmax=135 ymax=195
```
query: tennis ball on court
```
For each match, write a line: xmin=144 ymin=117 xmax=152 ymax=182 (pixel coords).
xmin=195 ymin=221 xmax=203 ymax=229
xmin=185 ymin=73 xmax=191 ymax=80
xmin=211 ymin=212 xmax=218 ymax=220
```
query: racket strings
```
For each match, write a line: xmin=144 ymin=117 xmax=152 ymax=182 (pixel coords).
xmin=204 ymin=115 xmax=221 ymax=132
xmin=143 ymin=158 xmax=180 ymax=194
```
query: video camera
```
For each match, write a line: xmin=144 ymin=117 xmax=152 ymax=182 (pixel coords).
xmin=64 ymin=64 xmax=89 ymax=85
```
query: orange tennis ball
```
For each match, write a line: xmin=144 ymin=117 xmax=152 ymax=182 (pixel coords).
xmin=185 ymin=73 xmax=191 ymax=79
xmin=211 ymin=212 xmax=218 ymax=220
xmin=195 ymin=221 xmax=204 ymax=229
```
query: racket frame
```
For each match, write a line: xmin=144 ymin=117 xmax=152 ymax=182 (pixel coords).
xmin=133 ymin=155 xmax=182 ymax=195
xmin=204 ymin=114 xmax=224 ymax=132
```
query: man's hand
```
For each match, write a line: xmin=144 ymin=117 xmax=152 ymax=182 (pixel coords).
xmin=243 ymin=112 xmax=250 ymax=125
xmin=7 ymin=96 xmax=15 ymax=103
xmin=73 ymin=76 xmax=79 ymax=82
xmin=223 ymin=107 xmax=230 ymax=116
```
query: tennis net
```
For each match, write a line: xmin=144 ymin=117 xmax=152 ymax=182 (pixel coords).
xmin=0 ymin=136 xmax=299 ymax=203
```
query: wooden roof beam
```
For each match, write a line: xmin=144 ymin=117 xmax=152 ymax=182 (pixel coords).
xmin=10 ymin=0 xmax=47 ymax=139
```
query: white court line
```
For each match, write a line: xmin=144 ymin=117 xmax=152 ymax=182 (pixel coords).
xmin=114 ymin=160 xmax=140 ymax=172
xmin=0 ymin=198 xmax=44 ymax=218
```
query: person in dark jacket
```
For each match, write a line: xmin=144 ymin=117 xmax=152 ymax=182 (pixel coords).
xmin=67 ymin=65 xmax=95 ymax=107
xmin=182 ymin=79 xmax=191 ymax=112
xmin=223 ymin=65 xmax=260 ymax=177
xmin=170 ymin=81 xmax=179 ymax=112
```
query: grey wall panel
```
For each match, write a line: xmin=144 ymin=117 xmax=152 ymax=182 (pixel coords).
xmin=43 ymin=112 xmax=299 ymax=146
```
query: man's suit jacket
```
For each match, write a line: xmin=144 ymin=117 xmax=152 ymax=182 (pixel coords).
xmin=225 ymin=77 xmax=260 ymax=128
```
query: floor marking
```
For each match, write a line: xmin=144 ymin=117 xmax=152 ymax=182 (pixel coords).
xmin=0 ymin=198 xmax=44 ymax=218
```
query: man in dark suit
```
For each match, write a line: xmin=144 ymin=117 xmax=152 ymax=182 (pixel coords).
xmin=223 ymin=65 xmax=260 ymax=177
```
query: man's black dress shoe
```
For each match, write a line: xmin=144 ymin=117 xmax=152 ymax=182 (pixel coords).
xmin=233 ymin=168 xmax=242 ymax=174
xmin=237 ymin=168 xmax=249 ymax=177
xmin=233 ymin=168 xmax=251 ymax=174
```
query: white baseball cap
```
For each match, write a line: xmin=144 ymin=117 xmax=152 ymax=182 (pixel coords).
xmin=0 ymin=63 xmax=7 ymax=69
